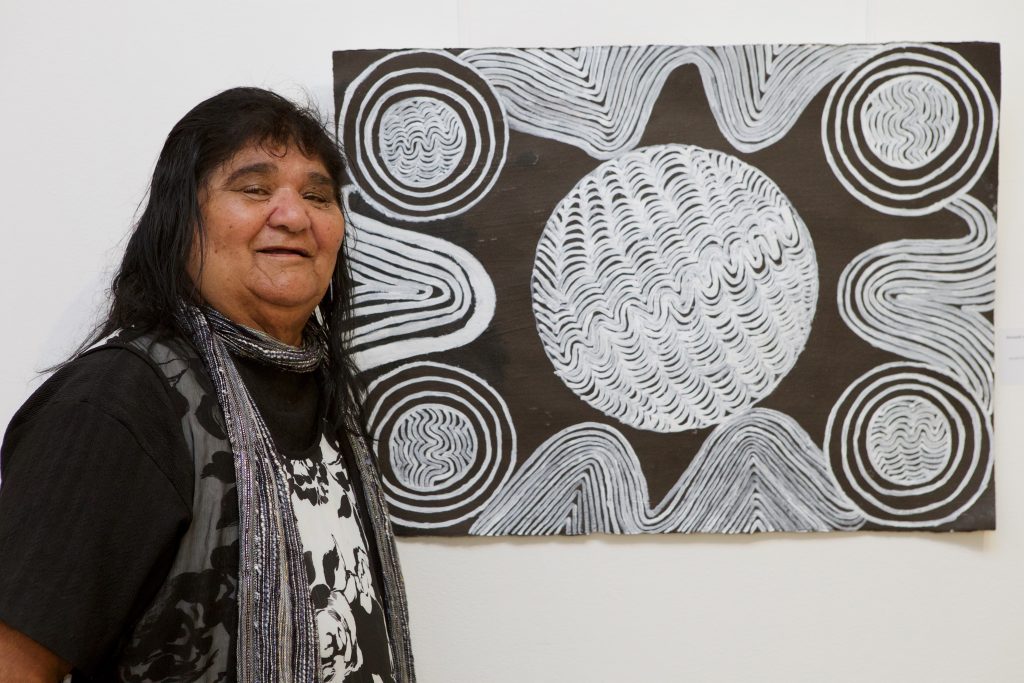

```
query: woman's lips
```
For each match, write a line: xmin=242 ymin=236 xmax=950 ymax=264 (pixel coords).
xmin=257 ymin=247 xmax=309 ymax=257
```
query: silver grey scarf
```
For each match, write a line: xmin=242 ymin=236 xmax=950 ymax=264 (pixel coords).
xmin=176 ymin=303 xmax=324 ymax=683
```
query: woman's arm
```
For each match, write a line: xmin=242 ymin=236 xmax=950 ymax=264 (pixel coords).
xmin=0 ymin=619 xmax=70 ymax=683
xmin=0 ymin=349 xmax=193 ymax=678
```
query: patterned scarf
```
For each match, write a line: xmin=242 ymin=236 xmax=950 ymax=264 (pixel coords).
xmin=175 ymin=302 xmax=325 ymax=683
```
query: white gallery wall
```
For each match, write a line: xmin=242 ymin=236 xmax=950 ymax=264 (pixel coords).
xmin=1 ymin=1 xmax=1022 ymax=680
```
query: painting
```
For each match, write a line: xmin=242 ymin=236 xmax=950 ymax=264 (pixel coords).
xmin=332 ymin=42 xmax=999 ymax=535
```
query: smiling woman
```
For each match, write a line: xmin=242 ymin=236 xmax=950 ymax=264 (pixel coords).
xmin=190 ymin=145 xmax=347 ymax=345
xmin=0 ymin=88 xmax=415 ymax=683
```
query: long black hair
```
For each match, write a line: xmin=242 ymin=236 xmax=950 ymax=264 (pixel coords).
xmin=81 ymin=86 xmax=365 ymax=442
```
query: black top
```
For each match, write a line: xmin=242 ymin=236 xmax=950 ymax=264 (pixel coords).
xmin=232 ymin=353 xmax=320 ymax=455
xmin=0 ymin=344 xmax=374 ymax=679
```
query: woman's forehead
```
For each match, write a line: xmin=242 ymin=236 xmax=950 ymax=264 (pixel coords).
xmin=204 ymin=143 xmax=337 ymax=193
xmin=220 ymin=141 xmax=330 ymax=174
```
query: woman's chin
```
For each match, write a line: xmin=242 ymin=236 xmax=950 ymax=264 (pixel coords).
xmin=248 ymin=281 xmax=325 ymax=314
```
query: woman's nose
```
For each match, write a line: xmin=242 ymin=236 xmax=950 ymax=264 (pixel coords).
xmin=268 ymin=188 xmax=311 ymax=233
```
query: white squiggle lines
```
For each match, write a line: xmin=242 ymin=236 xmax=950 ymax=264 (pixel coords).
xmin=462 ymin=46 xmax=682 ymax=160
xmin=460 ymin=44 xmax=879 ymax=158
xmin=861 ymin=76 xmax=960 ymax=170
xmin=837 ymin=195 xmax=994 ymax=411
xmin=389 ymin=404 xmax=477 ymax=490
xmin=345 ymin=190 xmax=496 ymax=371
xmin=866 ymin=396 xmax=951 ymax=486
xmin=470 ymin=423 xmax=650 ymax=535
xmin=823 ymin=43 xmax=998 ymax=216
xmin=366 ymin=361 xmax=516 ymax=529
xmin=825 ymin=363 xmax=992 ymax=528
xmin=379 ymin=96 xmax=467 ymax=188
xmin=532 ymin=144 xmax=817 ymax=432
xmin=469 ymin=409 xmax=865 ymax=535
xmin=694 ymin=44 xmax=882 ymax=153
xmin=660 ymin=410 xmax=865 ymax=533
xmin=341 ymin=50 xmax=508 ymax=222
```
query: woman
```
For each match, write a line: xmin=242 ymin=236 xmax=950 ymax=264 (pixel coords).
xmin=0 ymin=88 xmax=414 ymax=683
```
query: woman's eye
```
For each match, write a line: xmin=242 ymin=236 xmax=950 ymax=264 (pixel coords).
xmin=304 ymin=193 xmax=331 ymax=205
xmin=242 ymin=185 xmax=269 ymax=197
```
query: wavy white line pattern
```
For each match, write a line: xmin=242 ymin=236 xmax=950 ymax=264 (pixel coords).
xmin=825 ymin=363 xmax=992 ymax=527
xmin=366 ymin=361 xmax=516 ymax=529
xmin=837 ymin=195 xmax=995 ymax=411
xmin=660 ymin=410 xmax=866 ymax=533
xmin=532 ymin=144 xmax=818 ymax=432
xmin=460 ymin=44 xmax=878 ymax=157
xmin=389 ymin=404 xmax=477 ymax=490
xmin=379 ymin=96 xmax=467 ymax=188
xmin=470 ymin=410 xmax=865 ymax=535
xmin=461 ymin=46 xmax=682 ymax=160
xmin=866 ymin=396 xmax=952 ymax=486
xmin=470 ymin=423 xmax=650 ymax=535
xmin=823 ymin=43 xmax=998 ymax=215
xmin=861 ymin=75 xmax=960 ymax=170
xmin=694 ymin=44 xmax=881 ymax=153
xmin=341 ymin=50 xmax=508 ymax=221
xmin=345 ymin=190 xmax=496 ymax=371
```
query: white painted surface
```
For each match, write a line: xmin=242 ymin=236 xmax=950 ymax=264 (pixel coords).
xmin=1 ymin=1 xmax=1022 ymax=681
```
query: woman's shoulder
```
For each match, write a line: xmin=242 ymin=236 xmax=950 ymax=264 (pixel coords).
xmin=3 ymin=330 xmax=196 ymax=502
xmin=23 ymin=329 xmax=192 ymax=421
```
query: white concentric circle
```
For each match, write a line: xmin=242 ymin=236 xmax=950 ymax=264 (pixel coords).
xmin=365 ymin=361 xmax=516 ymax=529
xmin=822 ymin=44 xmax=998 ymax=216
xmin=531 ymin=143 xmax=818 ymax=433
xmin=341 ymin=50 xmax=508 ymax=222
xmin=825 ymin=362 xmax=992 ymax=527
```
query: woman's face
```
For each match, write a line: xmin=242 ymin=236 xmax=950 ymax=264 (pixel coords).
xmin=188 ymin=143 xmax=345 ymax=343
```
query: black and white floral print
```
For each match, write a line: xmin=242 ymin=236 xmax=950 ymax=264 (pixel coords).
xmin=291 ymin=440 xmax=395 ymax=682
xmin=284 ymin=449 xmax=332 ymax=506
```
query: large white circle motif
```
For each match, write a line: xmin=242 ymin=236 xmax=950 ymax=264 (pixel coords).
xmin=531 ymin=144 xmax=818 ymax=432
